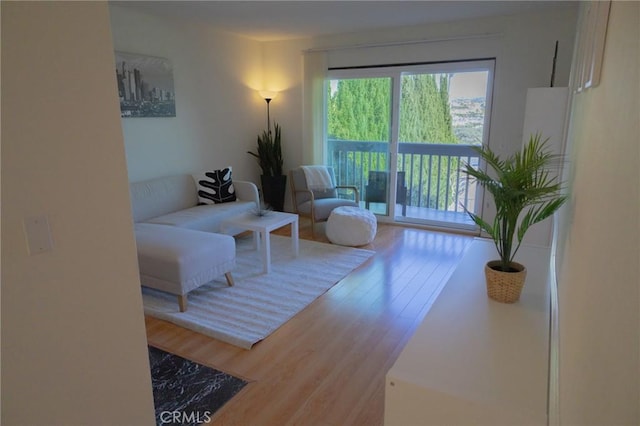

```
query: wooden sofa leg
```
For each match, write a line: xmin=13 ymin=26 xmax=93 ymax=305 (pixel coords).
xmin=225 ymin=272 xmax=235 ymax=287
xmin=311 ymin=217 xmax=316 ymax=238
xmin=178 ymin=295 xmax=188 ymax=312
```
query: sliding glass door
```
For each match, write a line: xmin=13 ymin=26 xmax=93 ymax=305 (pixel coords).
xmin=325 ymin=60 xmax=494 ymax=231
xmin=397 ymin=66 xmax=491 ymax=228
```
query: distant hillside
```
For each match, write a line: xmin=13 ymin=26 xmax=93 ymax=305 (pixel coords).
xmin=450 ymin=97 xmax=486 ymax=145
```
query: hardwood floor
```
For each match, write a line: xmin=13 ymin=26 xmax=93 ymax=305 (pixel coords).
xmin=145 ymin=221 xmax=474 ymax=425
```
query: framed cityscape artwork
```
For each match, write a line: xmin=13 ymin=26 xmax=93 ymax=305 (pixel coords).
xmin=115 ymin=51 xmax=176 ymax=118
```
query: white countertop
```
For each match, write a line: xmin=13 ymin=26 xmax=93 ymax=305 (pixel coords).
xmin=385 ymin=238 xmax=551 ymax=425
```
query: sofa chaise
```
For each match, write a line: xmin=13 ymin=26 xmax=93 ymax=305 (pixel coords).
xmin=130 ymin=173 xmax=259 ymax=311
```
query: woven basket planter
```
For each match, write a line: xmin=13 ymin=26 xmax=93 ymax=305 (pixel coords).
xmin=484 ymin=260 xmax=527 ymax=303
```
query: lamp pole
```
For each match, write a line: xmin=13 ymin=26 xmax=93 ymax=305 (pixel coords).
xmin=265 ymin=97 xmax=272 ymax=137
xmin=259 ymin=90 xmax=277 ymax=137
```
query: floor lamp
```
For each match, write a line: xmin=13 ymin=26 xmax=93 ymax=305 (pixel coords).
xmin=259 ymin=90 xmax=278 ymax=136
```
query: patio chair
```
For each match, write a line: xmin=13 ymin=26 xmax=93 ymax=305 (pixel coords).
xmin=290 ymin=166 xmax=359 ymax=236
xmin=365 ymin=170 xmax=409 ymax=216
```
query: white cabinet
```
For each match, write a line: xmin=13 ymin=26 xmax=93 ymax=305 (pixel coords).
xmin=521 ymin=87 xmax=570 ymax=247
xmin=384 ymin=239 xmax=551 ymax=425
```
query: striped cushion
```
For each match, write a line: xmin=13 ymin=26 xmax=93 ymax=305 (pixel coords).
xmin=193 ymin=167 xmax=236 ymax=204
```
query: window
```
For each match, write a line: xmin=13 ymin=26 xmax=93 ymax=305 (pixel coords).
xmin=326 ymin=60 xmax=494 ymax=230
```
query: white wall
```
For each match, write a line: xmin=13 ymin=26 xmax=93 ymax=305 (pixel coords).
xmin=109 ymin=5 xmax=265 ymax=184
xmin=1 ymin=2 xmax=155 ymax=425
xmin=556 ymin=2 xmax=639 ymax=424
xmin=521 ymin=87 xmax=570 ymax=247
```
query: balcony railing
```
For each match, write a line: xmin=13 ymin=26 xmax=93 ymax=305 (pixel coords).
xmin=327 ymin=139 xmax=480 ymax=217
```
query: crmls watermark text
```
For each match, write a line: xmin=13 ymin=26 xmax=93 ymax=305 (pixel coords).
xmin=160 ymin=410 xmax=212 ymax=425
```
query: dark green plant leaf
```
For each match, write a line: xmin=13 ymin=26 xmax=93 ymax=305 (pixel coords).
xmin=247 ymin=123 xmax=284 ymax=177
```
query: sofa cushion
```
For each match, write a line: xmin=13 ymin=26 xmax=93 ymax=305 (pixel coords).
xmin=130 ymin=175 xmax=198 ymax=223
xmin=134 ymin=223 xmax=236 ymax=295
xmin=193 ymin=167 xmax=237 ymax=205
xmin=146 ymin=200 xmax=255 ymax=233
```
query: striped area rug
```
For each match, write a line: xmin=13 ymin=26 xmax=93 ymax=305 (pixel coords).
xmin=142 ymin=234 xmax=374 ymax=349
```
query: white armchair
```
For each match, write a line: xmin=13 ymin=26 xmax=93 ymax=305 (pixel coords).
xmin=289 ymin=166 xmax=359 ymax=236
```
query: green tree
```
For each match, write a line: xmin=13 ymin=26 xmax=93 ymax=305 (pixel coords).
xmin=398 ymin=73 xmax=458 ymax=209
xmin=398 ymin=73 xmax=456 ymax=144
xmin=328 ymin=78 xmax=390 ymax=141
xmin=328 ymin=73 xmax=460 ymax=211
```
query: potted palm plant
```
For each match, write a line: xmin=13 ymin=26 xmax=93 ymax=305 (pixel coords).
xmin=462 ymin=133 xmax=568 ymax=303
xmin=247 ymin=123 xmax=286 ymax=211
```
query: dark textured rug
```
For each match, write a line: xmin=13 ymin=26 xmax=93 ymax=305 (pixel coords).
xmin=148 ymin=346 xmax=247 ymax=426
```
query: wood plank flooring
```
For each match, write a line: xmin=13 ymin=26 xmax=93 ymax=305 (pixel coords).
xmin=145 ymin=221 xmax=474 ymax=425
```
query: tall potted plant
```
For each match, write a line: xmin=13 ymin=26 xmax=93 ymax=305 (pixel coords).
xmin=462 ymin=133 xmax=568 ymax=303
xmin=247 ymin=123 xmax=286 ymax=211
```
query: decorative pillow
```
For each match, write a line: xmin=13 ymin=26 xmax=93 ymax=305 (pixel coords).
xmin=193 ymin=167 xmax=236 ymax=204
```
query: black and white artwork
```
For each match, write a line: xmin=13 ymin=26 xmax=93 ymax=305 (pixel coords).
xmin=115 ymin=51 xmax=176 ymax=118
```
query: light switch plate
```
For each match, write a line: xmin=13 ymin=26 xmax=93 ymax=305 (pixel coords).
xmin=24 ymin=215 xmax=54 ymax=255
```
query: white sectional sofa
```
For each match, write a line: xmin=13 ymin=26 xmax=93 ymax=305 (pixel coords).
xmin=130 ymin=174 xmax=260 ymax=311
xmin=130 ymin=174 xmax=259 ymax=233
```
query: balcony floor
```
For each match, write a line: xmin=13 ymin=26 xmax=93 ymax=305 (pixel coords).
xmin=364 ymin=202 xmax=476 ymax=230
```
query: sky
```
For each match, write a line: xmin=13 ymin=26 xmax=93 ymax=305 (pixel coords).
xmin=449 ymin=71 xmax=489 ymax=100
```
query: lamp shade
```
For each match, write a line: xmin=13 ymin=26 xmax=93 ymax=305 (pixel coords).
xmin=259 ymin=90 xmax=278 ymax=101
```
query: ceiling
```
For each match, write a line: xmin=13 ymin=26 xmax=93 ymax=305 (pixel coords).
xmin=112 ymin=1 xmax=574 ymax=42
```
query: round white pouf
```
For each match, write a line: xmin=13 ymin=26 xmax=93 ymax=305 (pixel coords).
xmin=326 ymin=206 xmax=377 ymax=246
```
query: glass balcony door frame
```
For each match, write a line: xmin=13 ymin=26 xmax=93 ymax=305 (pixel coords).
xmin=326 ymin=59 xmax=495 ymax=230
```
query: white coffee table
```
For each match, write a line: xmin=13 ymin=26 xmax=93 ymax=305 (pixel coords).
xmin=221 ymin=211 xmax=299 ymax=274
